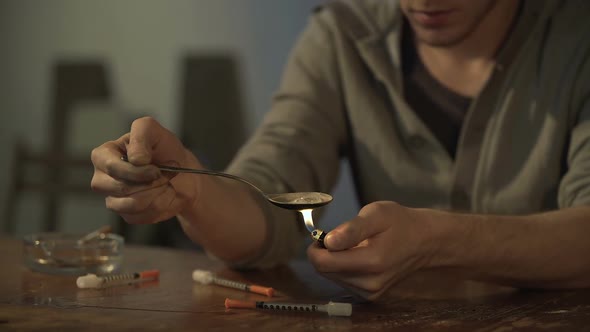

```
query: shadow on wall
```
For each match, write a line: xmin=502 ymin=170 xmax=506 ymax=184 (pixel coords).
xmin=179 ymin=53 xmax=247 ymax=171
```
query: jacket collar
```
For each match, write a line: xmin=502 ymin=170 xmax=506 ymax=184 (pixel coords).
xmin=351 ymin=0 xmax=551 ymax=90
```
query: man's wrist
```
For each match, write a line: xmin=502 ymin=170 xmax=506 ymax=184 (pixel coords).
xmin=414 ymin=208 xmax=479 ymax=270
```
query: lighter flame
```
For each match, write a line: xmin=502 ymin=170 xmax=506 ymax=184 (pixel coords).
xmin=299 ymin=209 xmax=315 ymax=233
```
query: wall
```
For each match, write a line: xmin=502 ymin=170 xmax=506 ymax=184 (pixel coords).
xmin=0 ymin=0 xmax=359 ymax=244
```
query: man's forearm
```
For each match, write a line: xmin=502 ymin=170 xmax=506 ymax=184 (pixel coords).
xmin=424 ymin=206 xmax=590 ymax=288
xmin=177 ymin=174 xmax=268 ymax=263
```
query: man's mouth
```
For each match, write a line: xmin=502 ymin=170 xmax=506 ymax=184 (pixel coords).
xmin=409 ymin=9 xmax=455 ymax=27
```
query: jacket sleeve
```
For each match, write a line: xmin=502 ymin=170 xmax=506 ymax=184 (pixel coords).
xmin=558 ymin=49 xmax=590 ymax=208
xmin=223 ymin=7 xmax=348 ymax=268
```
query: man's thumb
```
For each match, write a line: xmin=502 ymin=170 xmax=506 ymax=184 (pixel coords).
xmin=323 ymin=217 xmax=365 ymax=251
xmin=126 ymin=117 xmax=158 ymax=165
xmin=125 ymin=140 xmax=152 ymax=165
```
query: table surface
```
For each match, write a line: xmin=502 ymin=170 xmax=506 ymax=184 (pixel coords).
xmin=1 ymin=236 xmax=589 ymax=331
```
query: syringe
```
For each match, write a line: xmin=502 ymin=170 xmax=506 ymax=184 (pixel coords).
xmin=193 ymin=269 xmax=274 ymax=297
xmin=225 ymin=298 xmax=352 ymax=317
xmin=76 ymin=270 xmax=159 ymax=289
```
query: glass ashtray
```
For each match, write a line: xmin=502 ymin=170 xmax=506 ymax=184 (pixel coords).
xmin=23 ymin=232 xmax=124 ymax=275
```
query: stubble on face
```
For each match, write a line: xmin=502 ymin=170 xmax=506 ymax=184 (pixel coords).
xmin=399 ymin=0 xmax=498 ymax=47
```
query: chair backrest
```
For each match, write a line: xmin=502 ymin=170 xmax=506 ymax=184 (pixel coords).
xmin=50 ymin=61 xmax=112 ymax=158
xmin=178 ymin=54 xmax=247 ymax=171
xmin=2 ymin=60 xmax=114 ymax=234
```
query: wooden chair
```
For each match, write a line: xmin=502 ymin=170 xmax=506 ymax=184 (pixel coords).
xmin=3 ymin=60 xmax=112 ymax=234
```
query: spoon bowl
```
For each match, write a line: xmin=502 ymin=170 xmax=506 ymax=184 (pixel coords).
xmin=121 ymin=156 xmax=333 ymax=210
xmin=264 ymin=192 xmax=333 ymax=210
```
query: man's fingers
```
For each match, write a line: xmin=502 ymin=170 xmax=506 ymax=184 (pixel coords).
xmin=319 ymin=272 xmax=391 ymax=300
xmin=127 ymin=117 xmax=164 ymax=165
xmin=307 ymin=241 xmax=388 ymax=274
xmin=106 ymin=185 xmax=180 ymax=215
xmin=91 ymin=172 xmax=168 ymax=197
xmin=317 ymin=272 xmax=375 ymax=300
xmin=92 ymin=143 xmax=161 ymax=185
xmin=120 ymin=208 xmax=178 ymax=225
xmin=324 ymin=216 xmax=385 ymax=251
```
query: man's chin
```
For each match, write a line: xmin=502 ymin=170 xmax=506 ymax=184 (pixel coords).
xmin=413 ymin=30 xmax=468 ymax=48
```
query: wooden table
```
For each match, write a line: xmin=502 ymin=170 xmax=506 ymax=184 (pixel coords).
xmin=1 ymin=236 xmax=589 ymax=331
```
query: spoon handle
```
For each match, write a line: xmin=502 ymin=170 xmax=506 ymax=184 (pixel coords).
xmin=120 ymin=156 xmax=264 ymax=195
xmin=159 ymin=166 xmax=266 ymax=195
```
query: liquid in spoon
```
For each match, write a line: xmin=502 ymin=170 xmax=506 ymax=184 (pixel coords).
xmin=265 ymin=193 xmax=332 ymax=210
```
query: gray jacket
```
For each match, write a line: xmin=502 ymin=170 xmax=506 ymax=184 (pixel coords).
xmin=225 ymin=0 xmax=590 ymax=268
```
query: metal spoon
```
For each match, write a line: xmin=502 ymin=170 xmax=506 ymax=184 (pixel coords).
xmin=121 ymin=156 xmax=333 ymax=210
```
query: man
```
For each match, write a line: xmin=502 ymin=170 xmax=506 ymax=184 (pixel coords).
xmin=91 ymin=0 xmax=590 ymax=300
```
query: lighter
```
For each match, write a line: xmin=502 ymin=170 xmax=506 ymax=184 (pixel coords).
xmin=311 ymin=229 xmax=326 ymax=248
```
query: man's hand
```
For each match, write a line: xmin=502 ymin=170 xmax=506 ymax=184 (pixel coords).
xmin=307 ymin=201 xmax=436 ymax=300
xmin=309 ymin=200 xmax=590 ymax=300
xmin=90 ymin=116 xmax=202 ymax=224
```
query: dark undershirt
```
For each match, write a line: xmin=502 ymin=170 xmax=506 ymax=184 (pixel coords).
xmin=401 ymin=22 xmax=472 ymax=159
